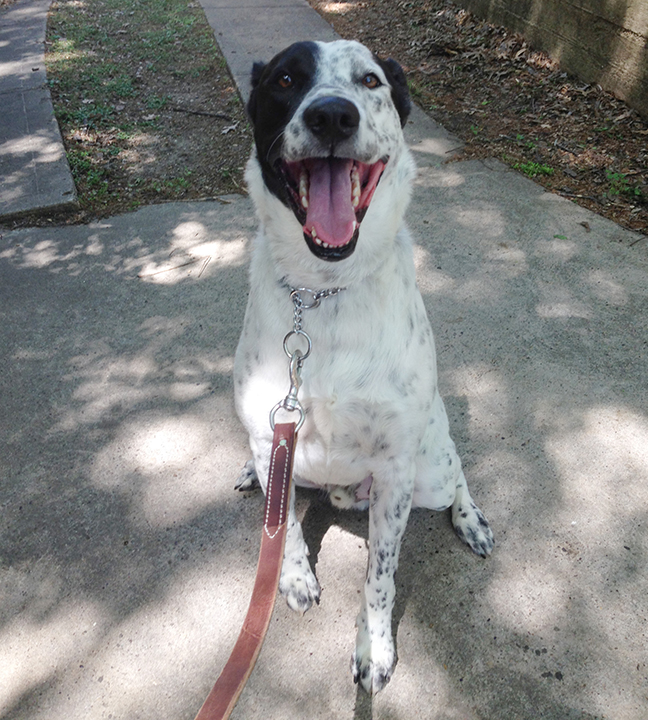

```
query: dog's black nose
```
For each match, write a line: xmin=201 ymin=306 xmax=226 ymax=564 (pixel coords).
xmin=303 ymin=97 xmax=360 ymax=143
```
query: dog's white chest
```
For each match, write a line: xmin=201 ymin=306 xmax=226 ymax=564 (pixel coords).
xmin=235 ymin=269 xmax=436 ymax=487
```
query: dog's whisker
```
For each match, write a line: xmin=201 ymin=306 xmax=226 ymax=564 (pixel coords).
xmin=265 ymin=131 xmax=285 ymax=164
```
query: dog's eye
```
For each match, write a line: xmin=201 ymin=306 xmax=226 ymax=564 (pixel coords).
xmin=362 ymin=73 xmax=381 ymax=89
xmin=277 ymin=73 xmax=293 ymax=89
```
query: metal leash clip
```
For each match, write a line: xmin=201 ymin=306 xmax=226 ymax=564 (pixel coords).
xmin=269 ymin=345 xmax=308 ymax=431
xmin=269 ymin=286 xmax=345 ymax=432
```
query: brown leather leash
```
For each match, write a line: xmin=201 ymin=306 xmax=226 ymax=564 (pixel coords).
xmin=193 ymin=287 xmax=344 ymax=719
xmin=193 ymin=422 xmax=296 ymax=720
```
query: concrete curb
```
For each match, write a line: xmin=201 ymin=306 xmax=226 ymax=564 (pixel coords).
xmin=0 ymin=0 xmax=77 ymax=220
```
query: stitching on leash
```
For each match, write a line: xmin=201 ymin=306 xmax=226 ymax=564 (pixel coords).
xmin=264 ymin=438 xmax=288 ymax=539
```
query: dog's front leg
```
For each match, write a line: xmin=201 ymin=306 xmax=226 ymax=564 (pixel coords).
xmin=279 ymin=484 xmax=322 ymax=613
xmin=352 ymin=469 xmax=414 ymax=694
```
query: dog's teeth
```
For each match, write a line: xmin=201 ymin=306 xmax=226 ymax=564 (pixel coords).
xmin=300 ymin=170 xmax=309 ymax=209
xmin=311 ymin=227 xmax=326 ymax=248
xmin=351 ymin=166 xmax=360 ymax=209
xmin=352 ymin=220 xmax=358 ymax=232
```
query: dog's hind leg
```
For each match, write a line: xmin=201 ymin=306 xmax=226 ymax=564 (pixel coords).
xmin=413 ymin=392 xmax=494 ymax=557
xmin=412 ymin=392 xmax=463 ymax=512
xmin=451 ymin=471 xmax=494 ymax=558
xmin=234 ymin=459 xmax=260 ymax=491
xmin=415 ymin=442 xmax=493 ymax=557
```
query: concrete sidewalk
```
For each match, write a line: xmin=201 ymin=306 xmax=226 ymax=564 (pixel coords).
xmin=0 ymin=0 xmax=77 ymax=220
xmin=1 ymin=1 xmax=648 ymax=720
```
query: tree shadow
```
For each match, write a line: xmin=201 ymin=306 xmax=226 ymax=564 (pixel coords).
xmin=2 ymin=156 xmax=648 ymax=720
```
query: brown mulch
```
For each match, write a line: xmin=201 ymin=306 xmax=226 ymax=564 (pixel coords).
xmin=311 ymin=0 xmax=648 ymax=239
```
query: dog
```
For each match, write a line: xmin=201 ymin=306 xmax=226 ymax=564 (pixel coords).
xmin=233 ymin=39 xmax=494 ymax=694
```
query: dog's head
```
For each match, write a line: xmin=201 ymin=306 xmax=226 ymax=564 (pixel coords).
xmin=246 ymin=40 xmax=412 ymax=264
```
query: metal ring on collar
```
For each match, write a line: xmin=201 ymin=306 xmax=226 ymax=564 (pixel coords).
xmin=283 ymin=329 xmax=312 ymax=360
xmin=290 ymin=288 xmax=321 ymax=310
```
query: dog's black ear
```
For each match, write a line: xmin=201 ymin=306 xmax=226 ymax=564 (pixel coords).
xmin=379 ymin=57 xmax=411 ymax=128
xmin=247 ymin=61 xmax=266 ymax=124
xmin=251 ymin=61 xmax=266 ymax=89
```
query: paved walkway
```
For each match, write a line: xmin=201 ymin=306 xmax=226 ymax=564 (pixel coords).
xmin=1 ymin=2 xmax=648 ymax=720
xmin=0 ymin=0 xmax=77 ymax=220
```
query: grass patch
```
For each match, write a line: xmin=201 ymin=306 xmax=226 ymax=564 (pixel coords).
xmin=605 ymin=170 xmax=644 ymax=200
xmin=514 ymin=161 xmax=555 ymax=178
xmin=46 ymin=0 xmax=249 ymax=217
xmin=146 ymin=94 xmax=170 ymax=110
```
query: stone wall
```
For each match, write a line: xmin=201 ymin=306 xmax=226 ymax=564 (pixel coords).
xmin=455 ymin=0 xmax=648 ymax=118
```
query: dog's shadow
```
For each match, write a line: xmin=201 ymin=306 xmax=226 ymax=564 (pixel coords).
xmin=300 ymin=489 xmax=367 ymax=563
xmin=299 ymin=490 xmax=415 ymax=718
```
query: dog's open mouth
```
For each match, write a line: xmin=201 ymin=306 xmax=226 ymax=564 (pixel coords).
xmin=279 ymin=157 xmax=387 ymax=261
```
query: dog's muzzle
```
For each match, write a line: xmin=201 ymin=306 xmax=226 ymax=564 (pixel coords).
xmin=279 ymin=96 xmax=387 ymax=262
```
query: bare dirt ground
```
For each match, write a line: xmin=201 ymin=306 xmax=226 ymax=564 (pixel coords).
xmin=311 ymin=0 xmax=648 ymax=239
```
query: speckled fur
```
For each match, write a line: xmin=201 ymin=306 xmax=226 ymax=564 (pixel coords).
xmin=234 ymin=40 xmax=493 ymax=695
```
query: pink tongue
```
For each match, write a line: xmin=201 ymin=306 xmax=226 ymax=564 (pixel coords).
xmin=305 ymin=158 xmax=355 ymax=247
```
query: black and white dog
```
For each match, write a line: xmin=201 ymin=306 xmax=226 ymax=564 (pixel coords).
xmin=233 ymin=40 xmax=493 ymax=694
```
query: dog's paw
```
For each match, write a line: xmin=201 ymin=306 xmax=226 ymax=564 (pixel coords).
xmin=234 ymin=460 xmax=260 ymax=491
xmin=452 ymin=501 xmax=494 ymax=558
xmin=351 ymin=626 xmax=396 ymax=694
xmin=279 ymin=561 xmax=321 ymax=614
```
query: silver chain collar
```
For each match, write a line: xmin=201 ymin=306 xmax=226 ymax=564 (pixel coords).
xmin=269 ymin=286 xmax=346 ymax=431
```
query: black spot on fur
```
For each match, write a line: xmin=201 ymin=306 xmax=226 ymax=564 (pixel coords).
xmin=247 ymin=42 xmax=319 ymax=205
xmin=375 ymin=56 xmax=411 ymax=127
